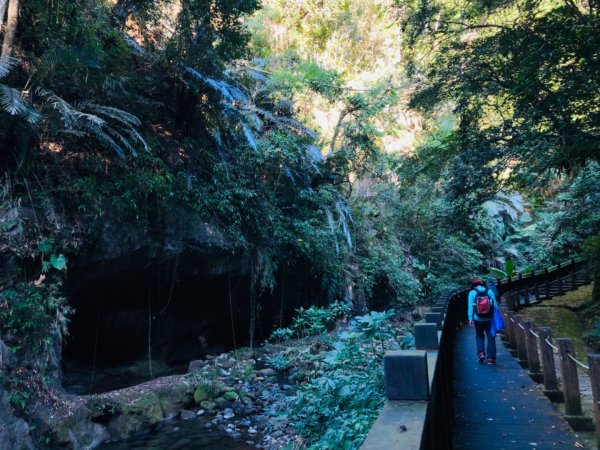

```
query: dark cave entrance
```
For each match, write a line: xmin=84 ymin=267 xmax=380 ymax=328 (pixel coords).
xmin=62 ymin=258 xmax=324 ymax=394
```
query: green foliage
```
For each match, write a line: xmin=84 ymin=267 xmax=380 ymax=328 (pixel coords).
xmin=266 ymin=353 xmax=290 ymax=371
xmin=268 ymin=301 xmax=351 ymax=343
xmin=400 ymin=0 xmax=600 ymax=177
xmin=0 ymin=281 xmax=71 ymax=366
xmin=264 ymin=308 xmax=403 ymax=449
xmin=489 ymin=259 xmax=515 ymax=278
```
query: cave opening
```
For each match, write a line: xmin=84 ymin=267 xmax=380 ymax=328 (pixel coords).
xmin=63 ymin=261 xmax=253 ymax=394
xmin=62 ymin=258 xmax=324 ymax=394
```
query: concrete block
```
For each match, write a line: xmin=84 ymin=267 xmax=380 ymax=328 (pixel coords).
xmin=431 ymin=307 xmax=444 ymax=314
xmin=566 ymin=415 xmax=594 ymax=431
xmin=425 ymin=312 xmax=442 ymax=330
xmin=384 ymin=350 xmax=429 ymax=400
xmin=414 ymin=323 xmax=439 ymax=350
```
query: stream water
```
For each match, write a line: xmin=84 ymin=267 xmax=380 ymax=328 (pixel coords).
xmin=97 ymin=415 xmax=257 ymax=450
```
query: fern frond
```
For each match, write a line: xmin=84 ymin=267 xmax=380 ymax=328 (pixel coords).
xmin=37 ymin=89 xmax=78 ymax=128
xmin=241 ymin=123 xmax=258 ymax=151
xmin=0 ymin=57 xmax=18 ymax=78
xmin=84 ymin=104 xmax=141 ymax=127
xmin=239 ymin=108 xmax=263 ymax=131
xmin=0 ymin=85 xmax=29 ymax=116
xmin=104 ymin=125 xmax=138 ymax=157
xmin=185 ymin=67 xmax=249 ymax=103
xmin=38 ymin=89 xmax=146 ymax=159
xmin=209 ymin=127 xmax=223 ymax=148
xmin=123 ymin=127 xmax=149 ymax=152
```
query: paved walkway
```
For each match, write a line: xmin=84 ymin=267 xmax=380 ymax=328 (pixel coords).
xmin=453 ymin=326 xmax=584 ymax=449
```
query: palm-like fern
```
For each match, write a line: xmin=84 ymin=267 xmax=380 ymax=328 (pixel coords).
xmin=0 ymin=56 xmax=42 ymax=124
xmin=37 ymin=89 xmax=148 ymax=159
xmin=185 ymin=66 xmax=316 ymax=151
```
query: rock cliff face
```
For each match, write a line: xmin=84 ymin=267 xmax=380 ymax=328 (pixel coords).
xmin=68 ymin=205 xmax=245 ymax=288
xmin=1 ymin=200 xmax=325 ymax=448
xmin=0 ymin=339 xmax=35 ymax=450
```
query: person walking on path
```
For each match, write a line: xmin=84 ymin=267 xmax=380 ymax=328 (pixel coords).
xmin=486 ymin=275 xmax=499 ymax=299
xmin=468 ymin=279 xmax=498 ymax=364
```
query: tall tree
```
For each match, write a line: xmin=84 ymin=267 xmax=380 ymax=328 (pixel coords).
xmin=0 ymin=0 xmax=8 ymax=28
xmin=1 ymin=0 xmax=18 ymax=57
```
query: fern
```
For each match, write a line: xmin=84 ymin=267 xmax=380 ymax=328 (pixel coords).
xmin=0 ymin=56 xmax=18 ymax=78
xmin=37 ymin=89 xmax=147 ymax=159
xmin=0 ymin=58 xmax=42 ymax=124
xmin=1 ymin=85 xmax=29 ymax=116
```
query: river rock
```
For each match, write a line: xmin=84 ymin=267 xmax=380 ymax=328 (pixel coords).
xmin=243 ymin=406 xmax=256 ymax=415
xmin=180 ymin=410 xmax=196 ymax=420
xmin=223 ymin=390 xmax=239 ymax=401
xmin=199 ymin=400 xmax=214 ymax=411
xmin=188 ymin=360 xmax=204 ymax=372
xmin=214 ymin=397 xmax=229 ymax=409
xmin=194 ymin=380 xmax=226 ymax=404
xmin=0 ymin=388 xmax=34 ymax=450
xmin=258 ymin=368 xmax=276 ymax=377
xmin=0 ymin=339 xmax=16 ymax=369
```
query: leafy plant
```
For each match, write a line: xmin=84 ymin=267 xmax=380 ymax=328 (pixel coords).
xmin=261 ymin=305 xmax=405 ymax=449
xmin=0 ymin=57 xmax=41 ymax=124
xmin=489 ymin=259 xmax=515 ymax=279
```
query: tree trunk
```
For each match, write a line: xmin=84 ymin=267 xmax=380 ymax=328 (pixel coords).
xmin=1 ymin=0 xmax=19 ymax=57
xmin=0 ymin=0 xmax=9 ymax=29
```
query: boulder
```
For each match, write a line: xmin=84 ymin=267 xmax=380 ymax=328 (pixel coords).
xmin=0 ymin=387 xmax=34 ymax=450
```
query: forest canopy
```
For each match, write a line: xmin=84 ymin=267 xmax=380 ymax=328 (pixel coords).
xmin=0 ymin=0 xmax=599 ymax=346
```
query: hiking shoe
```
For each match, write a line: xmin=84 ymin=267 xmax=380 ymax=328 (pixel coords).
xmin=478 ymin=352 xmax=485 ymax=364
xmin=487 ymin=358 xmax=496 ymax=365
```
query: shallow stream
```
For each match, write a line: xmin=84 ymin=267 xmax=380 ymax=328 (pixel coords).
xmin=97 ymin=415 xmax=256 ymax=450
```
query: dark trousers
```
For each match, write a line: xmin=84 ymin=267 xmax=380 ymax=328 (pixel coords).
xmin=475 ymin=320 xmax=496 ymax=359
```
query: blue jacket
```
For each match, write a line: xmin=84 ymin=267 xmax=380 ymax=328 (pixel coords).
xmin=468 ymin=285 xmax=497 ymax=322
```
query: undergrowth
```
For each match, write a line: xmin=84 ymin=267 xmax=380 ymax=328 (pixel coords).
xmin=262 ymin=302 xmax=414 ymax=449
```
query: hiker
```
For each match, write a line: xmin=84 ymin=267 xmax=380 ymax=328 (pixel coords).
xmin=468 ymin=279 xmax=497 ymax=364
xmin=486 ymin=275 xmax=499 ymax=299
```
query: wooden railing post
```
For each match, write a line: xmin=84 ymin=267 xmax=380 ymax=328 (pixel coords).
xmin=557 ymin=338 xmax=582 ymax=416
xmin=587 ymin=355 xmax=600 ymax=449
xmin=557 ymin=262 xmax=563 ymax=295
xmin=524 ymin=321 xmax=542 ymax=382
xmin=538 ymin=327 xmax=563 ymax=402
xmin=506 ymin=311 xmax=517 ymax=355
xmin=544 ymin=268 xmax=550 ymax=298
xmin=524 ymin=280 xmax=531 ymax=306
xmin=584 ymin=262 xmax=591 ymax=284
xmin=518 ymin=273 xmax=524 ymax=307
xmin=500 ymin=305 xmax=509 ymax=344
xmin=570 ymin=259 xmax=577 ymax=291
xmin=557 ymin=338 xmax=594 ymax=430
xmin=514 ymin=315 xmax=528 ymax=368
xmin=534 ymin=280 xmax=540 ymax=301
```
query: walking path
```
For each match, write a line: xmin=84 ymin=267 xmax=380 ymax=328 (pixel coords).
xmin=453 ymin=326 xmax=584 ymax=449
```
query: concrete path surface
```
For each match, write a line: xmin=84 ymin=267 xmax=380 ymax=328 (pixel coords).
xmin=453 ymin=326 xmax=585 ymax=449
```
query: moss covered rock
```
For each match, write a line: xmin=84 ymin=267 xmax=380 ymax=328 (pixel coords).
xmin=199 ymin=400 xmax=214 ymax=410
xmin=193 ymin=380 xmax=226 ymax=404
xmin=223 ymin=390 xmax=239 ymax=401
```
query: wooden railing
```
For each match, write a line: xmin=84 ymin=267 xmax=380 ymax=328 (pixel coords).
xmin=361 ymin=256 xmax=593 ymax=450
